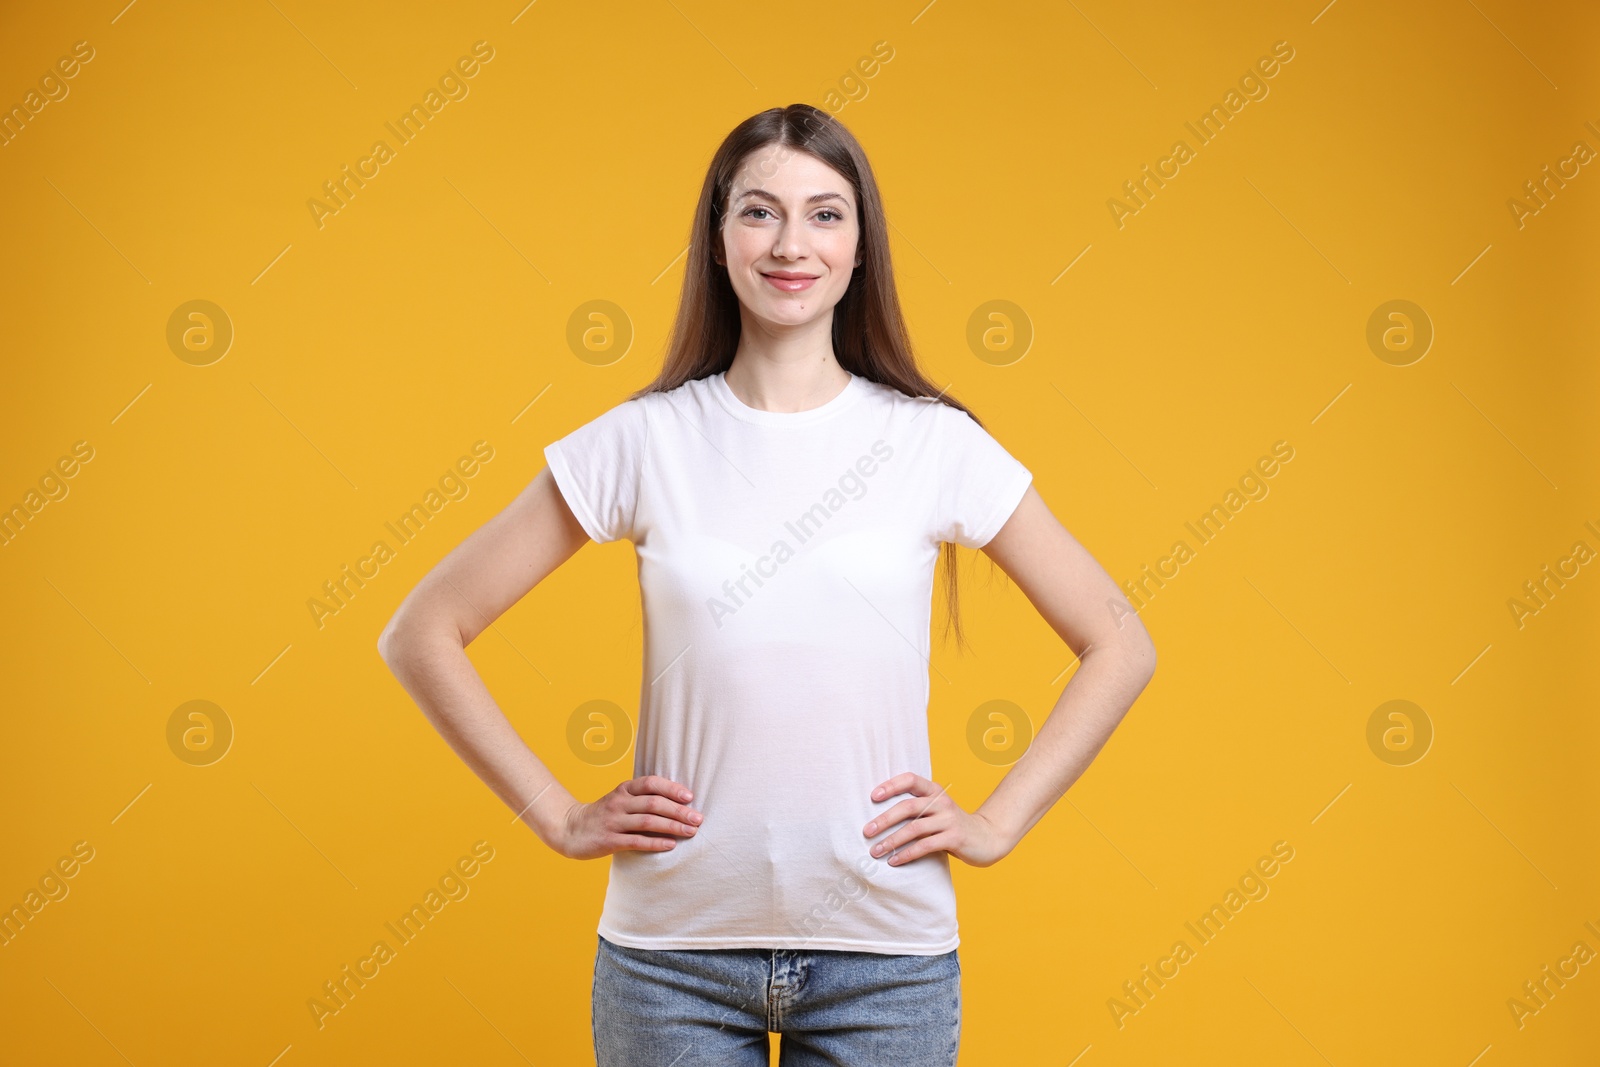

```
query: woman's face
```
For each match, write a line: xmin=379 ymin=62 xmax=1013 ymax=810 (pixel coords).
xmin=717 ymin=146 xmax=861 ymax=331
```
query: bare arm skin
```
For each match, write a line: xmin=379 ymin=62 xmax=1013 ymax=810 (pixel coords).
xmin=376 ymin=466 xmax=703 ymax=860
xmin=864 ymin=483 xmax=1157 ymax=867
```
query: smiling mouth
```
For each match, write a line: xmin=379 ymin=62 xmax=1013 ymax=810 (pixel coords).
xmin=762 ymin=273 xmax=819 ymax=292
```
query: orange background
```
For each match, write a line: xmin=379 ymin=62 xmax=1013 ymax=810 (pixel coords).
xmin=1 ymin=0 xmax=1596 ymax=1063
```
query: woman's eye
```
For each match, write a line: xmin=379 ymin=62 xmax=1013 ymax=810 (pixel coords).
xmin=742 ymin=207 xmax=844 ymax=222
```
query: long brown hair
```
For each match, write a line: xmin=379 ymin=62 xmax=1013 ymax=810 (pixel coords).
xmin=628 ymin=103 xmax=1004 ymax=653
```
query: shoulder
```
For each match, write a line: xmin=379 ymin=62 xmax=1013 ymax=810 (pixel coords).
xmin=544 ymin=391 xmax=658 ymax=459
xmin=849 ymin=380 xmax=993 ymax=461
xmin=853 ymin=377 xmax=958 ymax=424
xmin=561 ymin=376 xmax=708 ymax=429
xmin=638 ymin=374 xmax=718 ymax=423
xmin=921 ymin=394 xmax=1010 ymax=445
xmin=889 ymin=385 xmax=989 ymax=443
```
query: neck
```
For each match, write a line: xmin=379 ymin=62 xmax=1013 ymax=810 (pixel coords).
xmin=724 ymin=317 xmax=850 ymax=413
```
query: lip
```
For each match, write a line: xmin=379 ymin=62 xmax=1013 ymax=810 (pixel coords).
xmin=762 ymin=271 xmax=819 ymax=292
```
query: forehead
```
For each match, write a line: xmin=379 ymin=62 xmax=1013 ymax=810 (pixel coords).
xmin=729 ymin=147 xmax=855 ymax=206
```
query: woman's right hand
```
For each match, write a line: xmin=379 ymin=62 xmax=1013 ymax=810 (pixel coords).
xmin=555 ymin=774 xmax=704 ymax=860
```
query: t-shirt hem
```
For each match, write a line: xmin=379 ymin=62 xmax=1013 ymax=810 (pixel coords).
xmin=967 ymin=467 xmax=1034 ymax=548
xmin=543 ymin=440 xmax=610 ymax=544
xmin=597 ymin=922 xmax=959 ymax=956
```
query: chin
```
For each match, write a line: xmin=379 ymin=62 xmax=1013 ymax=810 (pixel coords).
xmin=757 ymin=290 xmax=841 ymax=311
xmin=758 ymin=309 xmax=819 ymax=328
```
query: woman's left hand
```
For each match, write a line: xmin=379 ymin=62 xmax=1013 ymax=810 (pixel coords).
xmin=863 ymin=773 xmax=1015 ymax=869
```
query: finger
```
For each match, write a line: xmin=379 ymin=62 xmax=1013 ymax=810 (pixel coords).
xmin=633 ymin=775 xmax=694 ymax=803
xmin=871 ymin=772 xmax=938 ymax=802
xmin=623 ymin=793 xmax=703 ymax=826
xmin=617 ymin=813 xmax=699 ymax=837
xmin=611 ymin=833 xmax=679 ymax=852
xmin=870 ymin=771 xmax=921 ymax=802
xmin=864 ymin=797 xmax=944 ymax=837
xmin=870 ymin=814 xmax=947 ymax=858
xmin=904 ymin=782 xmax=951 ymax=821
xmin=632 ymin=775 xmax=694 ymax=803
xmin=865 ymin=784 xmax=949 ymax=834
xmin=882 ymin=831 xmax=950 ymax=866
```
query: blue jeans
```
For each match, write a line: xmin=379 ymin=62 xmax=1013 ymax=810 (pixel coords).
xmin=592 ymin=934 xmax=962 ymax=1065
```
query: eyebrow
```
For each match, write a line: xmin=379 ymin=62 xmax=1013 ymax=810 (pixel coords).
xmin=732 ymin=188 xmax=850 ymax=207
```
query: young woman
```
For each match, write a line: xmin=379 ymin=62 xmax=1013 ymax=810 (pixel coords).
xmin=378 ymin=103 xmax=1156 ymax=1066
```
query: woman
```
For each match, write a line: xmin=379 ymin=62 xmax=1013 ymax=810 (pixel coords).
xmin=378 ymin=103 xmax=1156 ymax=1066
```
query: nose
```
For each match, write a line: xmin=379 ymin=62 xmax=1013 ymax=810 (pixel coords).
xmin=772 ymin=215 xmax=807 ymax=261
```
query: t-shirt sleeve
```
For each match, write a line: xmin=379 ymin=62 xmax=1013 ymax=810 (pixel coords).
xmin=932 ymin=405 xmax=1034 ymax=549
xmin=542 ymin=397 xmax=649 ymax=544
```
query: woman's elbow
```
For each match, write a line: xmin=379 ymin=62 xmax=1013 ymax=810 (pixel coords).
xmin=1116 ymin=621 xmax=1157 ymax=686
xmin=376 ymin=619 xmax=406 ymax=667
xmin=1135 ymin=640 xmax=1157 ymax=685
xmin=376 ymin=609 xmax=428 ymax=668
xmin=1133 ymin=632 xmax=1157 ymax=685
xmin=378 ymin=607 xmax=465 ymax=670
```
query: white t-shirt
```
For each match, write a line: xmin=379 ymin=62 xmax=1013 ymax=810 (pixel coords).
xmin=542 ymin=369 xmax=1032 ymax=954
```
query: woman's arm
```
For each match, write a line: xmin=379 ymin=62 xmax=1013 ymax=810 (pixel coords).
xmin=864 ymin=483 xmax=1157 ymax=866
xmin=377 ymin=466 xmax=703 ymax=859
xmin=969 ymin=483 xmax=1156 ymax=851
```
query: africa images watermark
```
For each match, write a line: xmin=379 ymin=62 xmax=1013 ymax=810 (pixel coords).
xmin=1108 ymin=839 xmax=1296 ymax=1029
xmin=1107 ymin=39 xmax=1297 ymax=229
xmin=1506 ymin=916 xmax=1600 ymax=1032
xmin=1116 ymin=440 xmax=1296 ymax=617
xmin=0 ymin=439 xmax=96 ymax=548
xmin=306 ymin=40 xmax=496 ymax=230
xmin=1505 ymin=120 xmax=1599 ymax=231
xmin=307 ymin=441 xmax=495 ymax=630
xmin=0 ymin=39 xmax=96 ymax=148
xmin=705 ymin=438 xmax=896 ymax=629
xmin=1 ymin=840 xmax=97 ymax=948
xmin=305 ymin=840 xmax=496 ymax=1030
xmin=817 ymin=39 xmax=894 ymax=116
xmin=778 ymin=854 xmax=887 ymax=951
xmin=1505 ymin=517 xmax=1600 ymax=630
